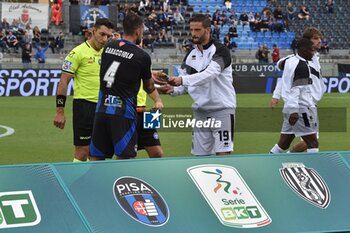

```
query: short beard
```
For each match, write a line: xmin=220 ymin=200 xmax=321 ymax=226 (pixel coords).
xmin=192 ymin=38 xmax=202 ymax=44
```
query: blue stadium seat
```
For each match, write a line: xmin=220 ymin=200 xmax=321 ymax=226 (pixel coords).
xmin=241 ymin=31 xmax=248 ymax=37
xmin=279 ymin=33 xmax=287 ymax=40
xmin=267 ymin=42 xmax=273 ymax=49
xmin=241 ymin=42 xmax=251 ymax=49
xmin=259 ymin=0 xmax=266 ymax=6
xmin=251 ymin=42 xmax=259 ymax=49
xmin=236 ymin=42 xmax=242 ymax=48
xmin=222 ymin=25 xmax=229 ymax=30
xmin=287 ymin=32 xmax=295 ymax=39
xmin=272 ymin=32 xmax=280 ymax=38
xmin=232 ymin=37 xmax=239 ymax=43
xmin=248 ymin=31 xmax=257 ymax=37
xmin=243 ymin=26 xmax=251 ymax=32
xmin=256 ymin=36 xmax=263 ymax=43
xmin=262 ymin=37 xmax=270 ymax=43
xmin=264 ymin=32 xmax=271 ymax=38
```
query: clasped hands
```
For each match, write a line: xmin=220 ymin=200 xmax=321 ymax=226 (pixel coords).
xmin=151 ymin=70 xmax=182 ymax=94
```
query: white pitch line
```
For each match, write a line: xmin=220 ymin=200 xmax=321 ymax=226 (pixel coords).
xmin=0 ymin=125 xmax=15 ymax=138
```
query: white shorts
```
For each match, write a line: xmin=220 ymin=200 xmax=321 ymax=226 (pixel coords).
xmin=281 ymin=107 xmax=318 ymax=137
xmin=300 ymin=107 xmax=319 ymax=139
xmin=191 ymin=110 xmax=235 ymax=155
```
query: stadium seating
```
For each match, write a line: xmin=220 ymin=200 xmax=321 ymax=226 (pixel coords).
xmin=184 ymin=0 xmax=350 ymax=50
xmin=186 ymin=0 xmax=295 ymax=50
xmin=278 ymin=0 xmax=349 ymax=49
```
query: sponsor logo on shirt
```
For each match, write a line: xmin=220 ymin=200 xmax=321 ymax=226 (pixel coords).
xmin=104 ymin=95 xmax=123 ymax=108
xmin=87 ymin=56 xmax=95 ymax=64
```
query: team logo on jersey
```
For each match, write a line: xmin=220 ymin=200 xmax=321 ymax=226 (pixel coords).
xmin=113 ymin=176 xmax=169 ymax=227
xmin=153 ymin=132 xmax=159 ymax=140
xmin=280 ymin=163 xmax=331 ymax=209
xmin=62 ymin=60 xmax=72 ymax=71
xmin=187 ymin=165 xmax=271 ymax=228
xmin=143 ymin=110 xmax=161 ymax=129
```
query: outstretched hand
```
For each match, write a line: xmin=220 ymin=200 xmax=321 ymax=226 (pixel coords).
xmin=152 ymin=70 xmax=168 ymax=85
xmin=157 ymin=84 xmax=174 ymax=94
xmin=167 ymin=76 xmax=182 ymax=86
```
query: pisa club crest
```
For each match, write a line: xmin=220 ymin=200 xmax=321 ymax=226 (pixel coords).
xmin=280 ymin=163 xmax=331 ymax=209
xmin=113 ymin=176 xmax=169 ymax=227
xmin=187 ymin=165 xmax=271 ymax=228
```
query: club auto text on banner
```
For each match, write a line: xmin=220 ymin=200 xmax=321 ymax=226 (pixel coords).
xmin=232 ymin=63 xmax=350 ymax=93
xmin=232 ymin=63 xmax=283 ymax=78
xmin=0 ymin=69 xmax=74 ymax=97
xmin=1 ymin=3 xmax=49 ymax=30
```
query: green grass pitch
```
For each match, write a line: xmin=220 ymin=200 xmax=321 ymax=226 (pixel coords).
xmin=0 ymin=93 xmax=349 ymax=165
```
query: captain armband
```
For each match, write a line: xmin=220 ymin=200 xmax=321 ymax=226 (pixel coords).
xmin=56 ymin=95 xmax=67 ymax=107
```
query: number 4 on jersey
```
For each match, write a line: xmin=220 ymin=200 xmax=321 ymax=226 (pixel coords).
xmin=103 ymin=61 xmax=121 ymax=88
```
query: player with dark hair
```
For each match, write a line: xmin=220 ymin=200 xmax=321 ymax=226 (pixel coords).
xmin=89 ymin=13 xmax=163 ymax=160
xmin=164 ymin=15 xmax=236 ymax=156
xmin=53 ymin=18 xmax=114 ymax=162
xmin=110 ymin=33 xmax=165 ymax=158
xmin=270 ymin=38 xmax=319 ymax=154
xmin=270 ymin=27 xmax=325 ymax=153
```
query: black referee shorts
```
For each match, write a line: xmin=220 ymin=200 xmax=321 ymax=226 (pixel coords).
xmin=73 ymin=99 xmax=96 ymax=146
xmin=137 ymin=111 xmax=161 ymax=150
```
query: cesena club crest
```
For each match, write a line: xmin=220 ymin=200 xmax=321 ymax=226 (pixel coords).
xmin=113 ymin=176 xmax=169 ymax=227
xmin=188 ymin=164 xmax=272 ymax=228
xmin=280 ymin=163 xmax=331 ymax=209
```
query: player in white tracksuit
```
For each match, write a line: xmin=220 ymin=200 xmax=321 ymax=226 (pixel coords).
xmin=270 ymin=38 xmax=319 ymax=154
xmin=164 ymin=15 xmax=236 ymax=156
xmin=270 ymin=27 xmax=325 ymax=152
